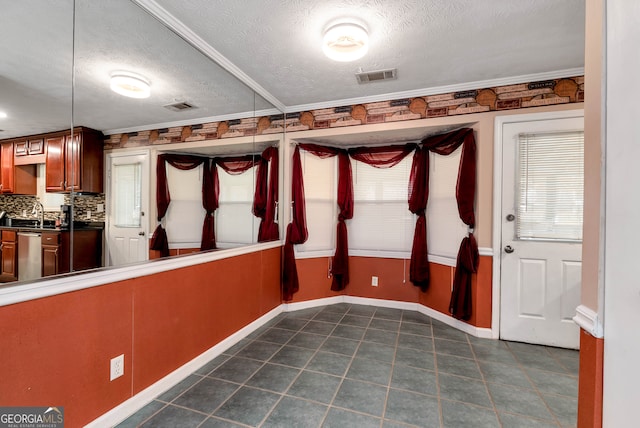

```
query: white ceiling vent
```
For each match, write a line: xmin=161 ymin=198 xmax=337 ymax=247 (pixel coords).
xmin=163 ymin=101 xmax=197 ymax=112
xmin=356 ymin=68 xmax=397 ymax=84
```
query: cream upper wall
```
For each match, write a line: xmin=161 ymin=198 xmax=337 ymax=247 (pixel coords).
xmin=283 ymin=102 xmax=584 ymax=250
xmin=581 ymin=0 xmax=604 ymax=314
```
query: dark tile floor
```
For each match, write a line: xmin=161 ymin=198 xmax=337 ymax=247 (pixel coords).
xmin=116 ymin=303 xmax=579 ymax=427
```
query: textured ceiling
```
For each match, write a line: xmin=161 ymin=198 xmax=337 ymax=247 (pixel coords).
xmin=0 ymin=0 xmax=585 ymax=139
xmin=153 ymin=0 xmax=585 ymax=109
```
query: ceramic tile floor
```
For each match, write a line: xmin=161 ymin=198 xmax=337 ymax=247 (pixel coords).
xmin=116 ymin=303 xmax=579 ymax=427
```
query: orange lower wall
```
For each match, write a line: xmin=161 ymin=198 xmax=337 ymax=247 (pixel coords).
xmin=0 ymin=247 xmax=281 ymax=428
xmin=292 ymin=255 xmax=492 ymax=328
xmin=577 ymin=329 xmax=604 ymax=428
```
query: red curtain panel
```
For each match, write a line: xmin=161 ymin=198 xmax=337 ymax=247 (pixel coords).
xmin=255 ymin=147 xmax=280 ymax=242
xmin=200 ymin=160 xmax=218 ymax=251
xmin=421 ymin=128 xmax=478 ymax=320
xmin=408 ymin=146 xmax=430 ymax=290
xmin=282 ymin=146 xmax=308 ymax=300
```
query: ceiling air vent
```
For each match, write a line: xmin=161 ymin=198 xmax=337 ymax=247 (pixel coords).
xmin=355 ymin=68 xmax=397 ymax=84
xmin=163 ymin=101 xmax=197 ymax=112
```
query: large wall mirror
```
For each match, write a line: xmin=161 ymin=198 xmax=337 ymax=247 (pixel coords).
xmin=0 ymin=0 xmax=283 ymax=287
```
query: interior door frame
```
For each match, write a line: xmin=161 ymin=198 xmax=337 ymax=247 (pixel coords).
xmin=104 ymin=148 xmax=151 ymax=267
xmin=492 ymin=109 xmax=585 ymax=339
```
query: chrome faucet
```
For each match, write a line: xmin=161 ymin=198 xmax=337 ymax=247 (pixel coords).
xmin=32 ymin=200 xmax=44 ymax=228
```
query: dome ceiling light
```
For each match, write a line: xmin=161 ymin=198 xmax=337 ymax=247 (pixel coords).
xmin=322 ymin=22 xmax=369 ymax=62
xmin=110 ymin=71 xmax=151 ymax=99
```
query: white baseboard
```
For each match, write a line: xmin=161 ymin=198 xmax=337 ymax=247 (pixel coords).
xmin=573 ymin=304 xmax=604 ymax=338
xmin=282 ymin=296 xmax=343 ymax=312
xmin=87 ymin=296 xmax=494 ymax=426
xmin=343 ymin=296 xmax=419 ymax=311
xmin=416 ymin=304 xmax=494 ymax=338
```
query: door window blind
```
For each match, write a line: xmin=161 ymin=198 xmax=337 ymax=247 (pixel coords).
xmin=516 ymin=131 xmax=584 ymax=241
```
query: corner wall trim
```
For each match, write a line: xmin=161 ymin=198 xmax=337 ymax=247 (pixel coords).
xmin=573 ymin=304 xmax=604 ymax=338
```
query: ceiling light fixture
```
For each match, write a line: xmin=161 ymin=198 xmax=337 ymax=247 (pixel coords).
xmin=110 ymin=71 xmax=151 ymax=99
xmin=0 ymin=112 xmax=7 ymax=119
xmin=323 ymin=22 xmax=369 ymax=62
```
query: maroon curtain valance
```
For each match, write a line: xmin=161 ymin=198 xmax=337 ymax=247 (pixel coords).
xmin=151 ymin=147 xmax=279 ymax=258
xmin=283 ymin=129 xmax=477 ymax=321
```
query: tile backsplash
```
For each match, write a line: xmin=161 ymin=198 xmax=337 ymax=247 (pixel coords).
xmin=0 ymin=194 xmax=105 ymax=222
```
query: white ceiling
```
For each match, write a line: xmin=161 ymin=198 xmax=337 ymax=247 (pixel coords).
xmin=151 ymin=0 xmax=585 ymax=110
xmin=0 ymin=0 xmax=585 ymax=139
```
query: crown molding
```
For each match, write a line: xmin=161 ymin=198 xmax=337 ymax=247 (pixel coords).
xmin=102 ymin=107 xmax=281 ymax=136
xmin=283 ymin=67 xmax=584 ymax=113
xmin=131 ymin=0 xmax=286 ymax=112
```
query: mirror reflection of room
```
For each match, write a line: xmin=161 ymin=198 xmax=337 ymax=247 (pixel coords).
xmin=0 ymin=0 xmax=283 ymax=284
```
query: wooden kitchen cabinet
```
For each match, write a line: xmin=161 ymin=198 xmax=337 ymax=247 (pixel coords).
xmin=0 ymin=142 xmax=36 ymax=194
xmin=15 ymin=138 xmax=44 ymax=156
xmin=41 ymin=231 xmax=61 ymax=277
xmin=41 ymin=229 xmax=102 ymax=277
xmin=0 ymin=230 xmax=18 ymax=282
xmin=45 ymin=127 xmax=104 ymax=193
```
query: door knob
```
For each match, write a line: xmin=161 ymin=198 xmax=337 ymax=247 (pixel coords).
xmin=506 ymin=214 xmax=515 ymax=222
xmin=504 ymin=245 xmax=514 ymax=253
xmin=138 ymin=231 xmax=145 ymax=236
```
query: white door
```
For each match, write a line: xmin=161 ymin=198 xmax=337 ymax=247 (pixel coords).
xmin=499 ymin=114 xmax=583 ymax=349
xmin=106 ymin=151 xmax=149 ymax=267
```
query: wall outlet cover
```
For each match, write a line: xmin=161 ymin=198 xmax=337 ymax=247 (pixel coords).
xmin=371 ymin=276 xmax=379 ymax=286
xmin=110 ymin=354 xmax=124 ymax=381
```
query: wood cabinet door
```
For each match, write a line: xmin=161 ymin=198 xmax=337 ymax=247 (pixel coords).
xmin=15 ymin=140 xmax=28 ymax=156
xmin=27 ymin=138 xmax=44 ymax=155
xmin=65 ymin=133 xmax=82 ymax=191
xmin=42 ymin=245 xmax=59 ymax=277
xmin=45 ymin=136 xmax=66 ymax=191
xmin=0 ymin=236 xmax=17 ymax=282
xmin=0 ymin=142 xmax=14 ymax=193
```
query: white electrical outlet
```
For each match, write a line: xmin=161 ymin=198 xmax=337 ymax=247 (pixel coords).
xmin=110 ymin=354 xmax=124 ymax=381
xmin=371 ymin=276 xmax=378 ymax=286
xmin=96 ymin=203 xmax=104 ymax=213
xmin=86 ymin=210 xmax=91 ymax=220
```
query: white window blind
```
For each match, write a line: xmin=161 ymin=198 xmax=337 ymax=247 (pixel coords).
xmin=349 ymin=156 xmax=414 ymax=256
xmin=295 ymin=151 xmax=336 ymax=253
xmin=216 ymin=167 xmax=260 ymax=247
xmin=427 ymin=147 xmax=468 ymax=259
xmin=165 ymin=164 xmax=206 ymax=245
xmin=516 ymin=131 xmax=584 ymax=241
xmin=113 ymin=162 xmax=142 ymax=228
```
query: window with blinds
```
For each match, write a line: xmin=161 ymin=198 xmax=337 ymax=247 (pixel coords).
xmin=295 ymin=151 xmax=336 ymax=253
xmin=295 ymin=146 xmax=470 ymax=260
xmin=216 ymin=167 xmax=260 ymax=247
xmin=349 ymin=156 xmax=414 ymax=255
xmin=165 ymin=164 xmax=206 ymax=244
xmin=516 ymin=131 xmax=584 ymax=241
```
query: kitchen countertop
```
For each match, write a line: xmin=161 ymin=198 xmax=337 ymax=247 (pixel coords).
xmin=0 ymin=220 xmax=104 ymax=232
